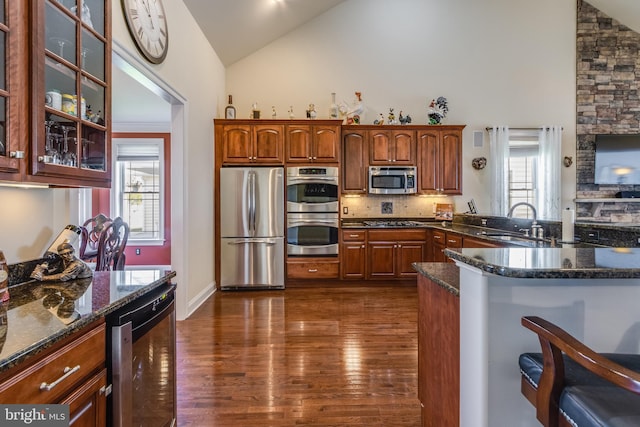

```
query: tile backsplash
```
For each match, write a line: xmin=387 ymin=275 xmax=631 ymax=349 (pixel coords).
xmin=340 ymin=195 xmax=453 ymax=219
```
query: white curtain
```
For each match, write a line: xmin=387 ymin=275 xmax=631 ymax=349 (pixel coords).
xmin=537 ymin=126 xmax=562 ymax=220
xmin=489 ymin=126 xmax=510 ymax=216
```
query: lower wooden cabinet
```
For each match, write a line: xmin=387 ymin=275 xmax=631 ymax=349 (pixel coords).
xmin=341 ymin=230 xmax=367 ymax=279
xmin=418 ymin=274 xmax=460 ymax=427
xmin=62 ymin=369 xmax=108 ymax=427
xmin=340 ymin=228 xmax=427 ymax=280
xmin=0 ymin=322 xmax=107 ymax=427
xmin=287 ymin=257 xmax=340 ymax=279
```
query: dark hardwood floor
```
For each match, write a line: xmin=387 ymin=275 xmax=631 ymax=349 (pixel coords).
xmin=176 ymin=286 xmax=421 ymax=426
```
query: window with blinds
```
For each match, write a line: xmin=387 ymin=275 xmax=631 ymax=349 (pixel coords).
xmin=113 ymin=140 xmax=164 ymax=242
xmin=508 ymin=131 xmax=539 ymax=219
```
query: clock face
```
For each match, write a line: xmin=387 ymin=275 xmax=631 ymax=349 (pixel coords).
xmin=122 ymin=0 xmax=169 ymax=64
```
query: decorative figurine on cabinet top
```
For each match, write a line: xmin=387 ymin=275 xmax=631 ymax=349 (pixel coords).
xmin=399 ymin=111 xmax=412 ymax=125
xmin=339 ymin=91 xmax=364 ymax=125
xmin=428 ymin=96 xmax=449 ymax=124
xmin=387 ymin=108 xmax=397 ymax=125
xmin=306 ymin=104 xmax=317 ymax=119
xmin=374 ymin=113 xmax=385 ymax=125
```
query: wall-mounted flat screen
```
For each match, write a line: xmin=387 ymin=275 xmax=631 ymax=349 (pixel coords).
xmin=594 ymin=134 xmax=640 ymax=184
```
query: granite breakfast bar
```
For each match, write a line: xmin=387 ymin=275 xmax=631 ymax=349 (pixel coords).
xmin=415 ymin=247 xmax=640 ymax=427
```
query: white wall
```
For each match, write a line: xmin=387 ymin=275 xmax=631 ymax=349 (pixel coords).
xmin=112 ymin=0 xmax=225 ymax=313
xmin=226 ymin=0 xmax=578 ymax=218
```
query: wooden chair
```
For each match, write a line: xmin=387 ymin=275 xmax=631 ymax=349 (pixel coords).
xmin=79 ymin=213 xmax=111 ymax=261
xmin=519 ymin=316 xmax=640 ymax=427
xmin=95 ymin=217 xmax=130 ymax=271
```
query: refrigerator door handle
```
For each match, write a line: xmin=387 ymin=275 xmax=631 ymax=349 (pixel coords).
xmin=225 ymin=239 xmax=278 ymax=246
xmin=248 ymin=171 xmax=256 ymax=234
xmin=288 ymin=219 xmax=338 ymax=226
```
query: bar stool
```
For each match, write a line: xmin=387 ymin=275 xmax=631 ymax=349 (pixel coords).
xmin=519 ymin=316 xmax=640 ymax=427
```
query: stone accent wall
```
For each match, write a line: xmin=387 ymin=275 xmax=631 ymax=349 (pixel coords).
xmin=576 ymin=0 xmax=640 ymax=223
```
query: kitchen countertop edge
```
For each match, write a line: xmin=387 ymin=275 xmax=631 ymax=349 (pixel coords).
xmin=0 ymin=270 xmax=177 ymax=373
xmin=412 ymin=262 xmax=460 ymax=296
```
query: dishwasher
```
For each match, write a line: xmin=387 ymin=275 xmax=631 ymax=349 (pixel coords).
xmin=107 ymin=282 xmax=177 ymax=427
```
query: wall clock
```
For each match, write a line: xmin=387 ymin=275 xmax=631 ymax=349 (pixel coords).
xmin=121 ymin=0 xmax=169 ymax=64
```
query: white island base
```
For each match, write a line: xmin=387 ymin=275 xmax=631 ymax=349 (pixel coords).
xmin=455 ymin=261 xmax=640 ymax=427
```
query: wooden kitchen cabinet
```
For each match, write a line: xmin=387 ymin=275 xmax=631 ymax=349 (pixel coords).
xmin=463 ymin=235 xmax=506 ymax=248
xmin=367 ymin=229 xmax=427 ymax=279
xmin=417 ymin=126 xmax=465 ymax=195
xmin=285 ymin=121 xmax=341 ymax=164
xmin=29 ymin=0 xmax=112 ymax=187
xmin=430 ymin=229 xmax=462 ymax=263
xmin=0 ymin=0 xmax=28 ymax=179
xmin=218 ymin=122 xmax=284 ymax=164
xmin=369 ymin=128 xmax=415 ymax=165
xmin=418 ymin=273 xmax=459 ymax=427
xmin=0 ymin=322 xmax=107 ymax=426
xmin=340 ymin=229 xmax=366 ymax=279
xmin=341 ymin=127 xmax=368 ymax=194
xmin=287 ymin=257 xmax=339 ymax=279
xmin=62 ymin=369 xmax=108 ymax=427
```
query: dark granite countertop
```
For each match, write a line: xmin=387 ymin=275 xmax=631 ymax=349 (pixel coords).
xmin=444 ymin=247 xmax=640 ymax=279
xmin=412 ymin=262 xmax=460 ymax=296
xmin=0 ymin=268 xmax=176 ymax=372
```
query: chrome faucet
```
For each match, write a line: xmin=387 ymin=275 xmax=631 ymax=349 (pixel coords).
xmin=507 ymin=202 xmax=537 ymax=224
xmin=507 ymin=202 xmax=542 ymax=238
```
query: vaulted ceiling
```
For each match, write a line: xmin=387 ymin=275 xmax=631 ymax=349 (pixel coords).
xmin=181 ymin=0 xmax=346 ymax=66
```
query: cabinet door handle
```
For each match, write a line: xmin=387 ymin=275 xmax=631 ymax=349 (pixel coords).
xmin=40 ymin=365 xmax=81 ymax=391
xmin=10 ymin=151 xmax=25 ymax=159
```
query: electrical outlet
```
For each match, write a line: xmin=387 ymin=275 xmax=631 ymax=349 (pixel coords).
xmin=343 ymin=206 xmax=348 ymax=214
xmin=135 ymin=248 xmax=141 ymax=255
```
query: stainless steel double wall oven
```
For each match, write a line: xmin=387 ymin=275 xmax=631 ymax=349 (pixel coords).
xmin=286 ymin=166 xmax=339 ymax=257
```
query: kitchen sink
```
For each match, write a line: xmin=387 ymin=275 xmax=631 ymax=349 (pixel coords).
xmin=476 ymin=231 xmax=542 ymax=247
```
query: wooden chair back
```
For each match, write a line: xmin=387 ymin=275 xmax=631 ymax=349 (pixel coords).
xmin=95 ymin=217 xmax=130 ymax=271
xmin=79 ymin=214 xmax=111 ymax=261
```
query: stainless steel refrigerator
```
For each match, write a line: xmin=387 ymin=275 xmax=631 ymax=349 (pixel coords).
xmin=219 ymin=167 xmax=285 ymax=289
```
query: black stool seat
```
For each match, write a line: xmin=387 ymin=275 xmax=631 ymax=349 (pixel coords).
xmin=520 ymin=352 xmax=640 ymax=426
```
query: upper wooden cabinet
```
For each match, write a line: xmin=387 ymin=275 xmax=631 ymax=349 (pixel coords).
xmin=285 ymin=121 xmax=341 ymax=164
xmin=218 ymin=121 xmax=284 ymax=164
xmin=30 ymin=0 xmax=111 ymax=187
xmin=417 ymin=126 xmax=465 ymax=195
xmin=0 ymin=1 xmax=27 ymax=178
xmin=0 ymin=1 xmax=111 ymax=187
xmin=369 ymin=129 xmax=415 ymax=165
xmin=341 ymin=127 xmax=368 ymax=194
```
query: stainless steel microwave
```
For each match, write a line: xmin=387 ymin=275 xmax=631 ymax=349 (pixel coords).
xmin=368 ymin=166 xmax=417 ymax=194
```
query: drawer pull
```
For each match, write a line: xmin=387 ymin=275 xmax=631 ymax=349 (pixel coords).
xmin=40 ymin=365 xmax=80 ymax=391
xmin=349 ymin=234 xmax=359 ymax=238
xmin=308 ymin=269 xmax=318 ymax=273
xmin=447 ymin=239 xmax=457 ymax=243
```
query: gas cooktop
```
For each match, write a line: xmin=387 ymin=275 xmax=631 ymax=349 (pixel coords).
xmin=363 ymin=220 xmax=425 ymax=227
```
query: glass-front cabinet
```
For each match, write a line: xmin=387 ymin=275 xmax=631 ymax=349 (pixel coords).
xmin=32 ymin=0 xmax=111 ymax=186
xmin=0 ymin=1 xmax=25 ymax=176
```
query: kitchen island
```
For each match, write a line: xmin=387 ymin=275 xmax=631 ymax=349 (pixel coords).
xmin=415 ymin=247 xmax=640 ymax=427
